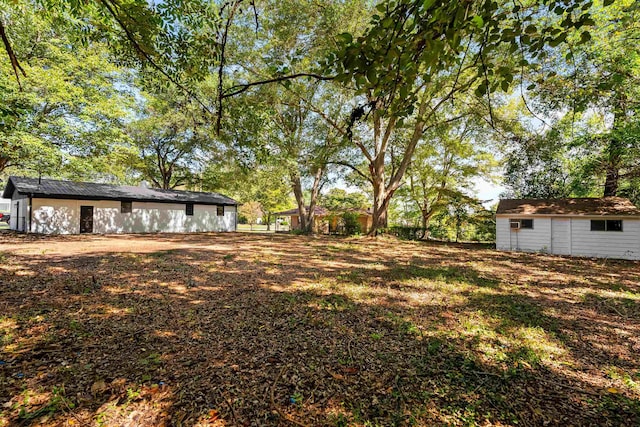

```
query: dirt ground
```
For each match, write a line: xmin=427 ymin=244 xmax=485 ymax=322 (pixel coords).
xmin=0 ymin=232 xmax=639 ymax=426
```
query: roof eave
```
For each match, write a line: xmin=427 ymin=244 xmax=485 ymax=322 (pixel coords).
xmin=496 ymin=213 xmax=640 ymax=218
xmin=26 ymin=192 xmax=238 ymax=206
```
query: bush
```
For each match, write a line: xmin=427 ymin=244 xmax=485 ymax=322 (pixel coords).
xmin=342 ymin=212 xmax=362 ymax=236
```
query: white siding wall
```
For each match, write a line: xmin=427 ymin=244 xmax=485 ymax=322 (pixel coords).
xmin=497 ymin=215 xmax=640 ymax=260
xmin=9 ymin=196 xmax=29 ymax=232
xmin=570 ymin=218 xmax=640 ymax=260
xmin=495 ymin=217 xmax=511 ymax=251
xmin=30 ymin=198 xmax=237 ymax=234
xmin=496 ymin=217 xmax=552 ymax=253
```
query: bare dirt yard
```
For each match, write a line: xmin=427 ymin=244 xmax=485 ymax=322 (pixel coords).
xmin=1 ymin=232 xmax=639 ymax=426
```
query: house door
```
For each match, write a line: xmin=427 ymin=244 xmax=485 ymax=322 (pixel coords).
xmin=551 ymin=218 xmax=570 ymax=255
xmin=80 ymin=206 xmax=94 ymax=233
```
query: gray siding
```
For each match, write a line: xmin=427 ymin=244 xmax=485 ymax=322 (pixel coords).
xmin=497 ymin=215 xmax=640 ymax=260
xmin=570 ymin=218 xmax=640 ymax=260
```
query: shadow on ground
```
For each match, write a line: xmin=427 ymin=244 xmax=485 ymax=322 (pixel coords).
xmin=0 ymin=233 xmax=639 ymax=426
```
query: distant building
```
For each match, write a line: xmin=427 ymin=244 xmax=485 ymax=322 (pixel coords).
xmin=275 ymin=206 xmax=372 ymax=234
xmin=496 ymin=197 xmax=640 ymax=260
xmin=2 ymin=176 xmax=238 ymax=234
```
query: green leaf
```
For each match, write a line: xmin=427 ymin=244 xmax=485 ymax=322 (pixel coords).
xmin=579 ymin=31 xmax=591 ymax=44
xmin=471 ymin=15 xmax=484 ymax=28
xmin=336 ymin=33 xmax=353 ymax=44
xmin=423 ymin=0 xmax=435 ymax=9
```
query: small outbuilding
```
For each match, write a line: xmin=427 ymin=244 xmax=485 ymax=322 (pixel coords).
xmin=275 ymin=206 xmax=373 ymax=234
xmin=496 ymin=197 xmax=640 ymax=260
xmin=2 ymin=176 xmax=238 ymax=234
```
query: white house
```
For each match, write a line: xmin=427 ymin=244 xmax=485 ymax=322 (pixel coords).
xmin=496 ymin=198 xmax=640 ymax=260
xmin=2 ymin=176 xmax=238 ymax=234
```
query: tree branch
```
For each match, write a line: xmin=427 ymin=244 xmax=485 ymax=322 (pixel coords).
xmin=98 ymin=0 xmax=213 ymax=115
xmin=329 ymin=161 xmax=373 ymax=184
xmin=221 ymin=73 xmax=335 ymax=99
xmin=0 ymin=19 xmax=26 ymax=90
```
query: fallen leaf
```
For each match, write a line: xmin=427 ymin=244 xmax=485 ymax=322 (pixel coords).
xmin=90 ymin=380 xmax=107 ymax=394
xmin=208 ymin=409 xmax=220 ymax=420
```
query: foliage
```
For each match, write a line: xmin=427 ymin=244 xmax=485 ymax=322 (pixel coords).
xmin=0 ymin=0 xmax=133 ymax=180
xmin=238 ymin=200 xmax=263 ymax=230
xmin=128 ymin=88 xmax=208 ymax=189
xmin=321 ymin=188 xmax=369 ymax=213
xmin=341 ymin=211 xmax=362 ymax=236
xmin=328 ymin=0 xmax=601 ymax=233
xmin=504 ymin=0 xmax=640 ymax=202
xmin=397 ymin=109 xmax=496 ymax=234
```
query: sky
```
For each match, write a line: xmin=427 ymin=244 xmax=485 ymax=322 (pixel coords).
xmin=474 ymin=178 xmax=505 ymax=207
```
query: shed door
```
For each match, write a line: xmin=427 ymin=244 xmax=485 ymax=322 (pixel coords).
xmin=551 ymin=218 xmax=570 ymax=255
xmin=80 ymin=206 xmax=94 ymax=234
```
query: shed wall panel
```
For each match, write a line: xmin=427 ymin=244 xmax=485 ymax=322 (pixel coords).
xmin=569 ymin=218 xmax=640 ymax=260
xmin=497 ymin=215 xmax=640 ymax=260
xmin=508 ymin=217 xmax=552 ymax=252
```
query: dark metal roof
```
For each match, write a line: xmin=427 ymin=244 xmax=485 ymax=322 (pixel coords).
xmin=497 ymin=197 xmax=640 ymax=216
xmin=2 ymin=176 xmax=238 ymax=206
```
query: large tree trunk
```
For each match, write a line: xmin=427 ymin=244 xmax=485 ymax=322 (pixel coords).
xmin=421 ymin=209 xmax=432 ymax=238
xmin=604 ymin=91 xmax=626 ymax=196
xmin=290 ymin=173 xmax=308 ymax=232
xmin=290 ymin=166 xmax=324 ymax=234
xmin=603 ymin=162 xmax=619 ymax=196
xmin=370 ymin=178 xmax=396 ymax=234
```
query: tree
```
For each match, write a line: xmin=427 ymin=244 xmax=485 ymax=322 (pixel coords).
xmin=217 ymin=0 xmax=369 ymax=233
xmin=239 ymin=201 xmax=263 ymax=230
xmin=330 ymin=0 xmax=601 ymax=234
xmin=0 ymin=0 xmax=133 ymax=180
xmin=526 ymin=0 xmax=640 ymax=199
xmin=321 ymin=188 xmax=369 ymax=212
xmin=128 ymin=92 xmax=207 ymax=189
xmin=398 ymin=109 xmax=495 ymax=235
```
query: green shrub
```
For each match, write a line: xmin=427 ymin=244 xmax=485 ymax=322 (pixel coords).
xmin=342 ymin=212 xmax=362 ymax=236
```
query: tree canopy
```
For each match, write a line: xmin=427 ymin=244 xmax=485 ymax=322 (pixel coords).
xmin=0 ymin=0 xmax=627 ymax=237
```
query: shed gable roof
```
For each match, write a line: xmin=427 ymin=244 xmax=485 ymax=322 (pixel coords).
xmin=496 ymin=197 xmax=640 ymax=216
xmin=2 ymin=176 xmax=238 ymax=206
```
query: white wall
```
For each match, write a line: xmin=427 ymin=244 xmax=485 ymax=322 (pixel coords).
xmin=496 ymin=217 xmax=552 ymax=253
xmin=30 ymin=198 xmax=237 ymax=234
xmin=570 ymin=218 xmax=640 ymax=260
xmin=9 ymin=195 xmax=28 ymax=232
xmin=497 ymin=215 xmax=640 ymax=260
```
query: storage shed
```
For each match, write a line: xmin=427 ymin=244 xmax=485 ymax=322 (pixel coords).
xmin=496 ymin=197 xmax=640 ymax=260
xmin=2 ymin=176 xmax=238 ymax=234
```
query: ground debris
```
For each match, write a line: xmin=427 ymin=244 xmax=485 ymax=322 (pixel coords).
xmin=0 ymin=233 xmax=639 ymax=426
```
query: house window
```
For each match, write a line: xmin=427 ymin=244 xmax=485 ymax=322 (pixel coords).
xmin=511 ymin=219 xmax=533 ymax=229
xmin=520 ymin=219 xmax=534 ymax=229
xmin=186 ymin=203 xmax=194 ymax=216
xmin=591 ymin=219 xmax=623 ymax=232
xmin=217 ymin=206 xmax=224 ymax=216
xmin=121 ymin=201 xmax=132 ymax=214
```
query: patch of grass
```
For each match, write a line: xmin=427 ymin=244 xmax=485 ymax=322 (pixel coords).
xmin=16 ymin=386 xmax=72 ymax=421
xmin=318 ymin=294 xmax=354 ymax=311
xmin=389 ymin=265 xmax=498 ymax=288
